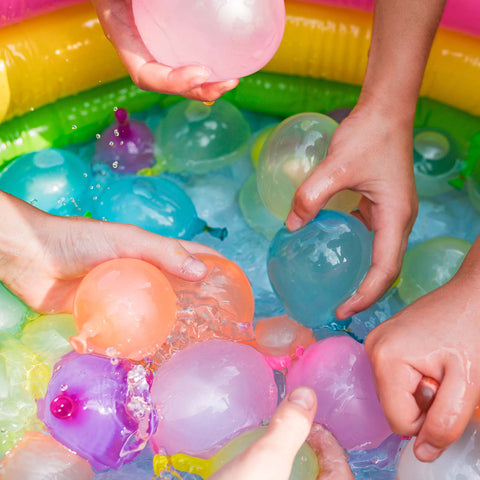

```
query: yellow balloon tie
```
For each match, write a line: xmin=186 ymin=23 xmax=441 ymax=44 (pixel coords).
xmin=153 ymin=453 xmax=214 ymax=478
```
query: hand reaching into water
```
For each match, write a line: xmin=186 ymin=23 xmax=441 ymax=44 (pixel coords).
xmin=0 ymin=191 xmax=219 ymax=313
xmin=212 ymin=387 xmax=354 ymax=480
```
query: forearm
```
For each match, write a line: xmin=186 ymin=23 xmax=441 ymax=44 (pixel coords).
xmin=455 ymin=235 xmax=480 ymax=287
xmin=360 ymin=0 xmax=447 ymax=121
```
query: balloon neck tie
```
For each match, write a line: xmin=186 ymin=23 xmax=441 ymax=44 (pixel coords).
xmin=153 ymin=454 xmax=213 ymax=477
xmin=114 ymin=108 xmax=132 ymax=137
xmin=204 ymin=225 xmax=228 ymax=241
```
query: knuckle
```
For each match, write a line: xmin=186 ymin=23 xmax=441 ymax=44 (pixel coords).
xmin=293 ymin=188 xmax=317 ymax=218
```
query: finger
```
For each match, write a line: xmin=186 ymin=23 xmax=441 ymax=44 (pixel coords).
xmin=255 ymin=387 xmax=317 ymax=458
xmin=93 ymin=0 xmax=214 ymax=94
xmin=105 ymin=223 xmax=209 ymax=280
xmin=414 ymin=365 xmax=479 ymax=462
xmin=308 ymin=424 xmax=354 ymax=480
xmin=182 ymin=78 xmax=240 ymax=102
xmin=286 ymin=156 xmax=350 ymax=231
xmin=364 ymin=335 xmax=424 ymax=436
xmin=336 ymin=205 xmax=410 ymax=318
xmin=211 ymin=387 xmax=317 ymax=480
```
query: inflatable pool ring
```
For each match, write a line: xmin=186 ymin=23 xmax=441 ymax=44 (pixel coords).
xmin=264 ymin=1 xmax=480 ymax=116
xmin=1 ymin=0 xmax=480 ymax=127
xmin=2 ymin=72 xmax=480 ymax=169
xmin=301 ymin=0 xmax=480 ymax=37
xmin=0 ymin=2 xmax=126 ymax=123
xmin=0 ymin=0 xmax=84 ymax=28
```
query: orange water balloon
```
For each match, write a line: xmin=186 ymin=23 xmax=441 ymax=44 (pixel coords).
xmin=0 ymin=431 xmax=94 ymax=479
xmin=254 ymin=314 xmax=316 ymax=357
xmin=70 ymin=258 xmax=177 ymax=360
xmin=156 ymin=254 xmax=255 ymax=363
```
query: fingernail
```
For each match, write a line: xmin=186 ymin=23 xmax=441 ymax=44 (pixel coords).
xmin=288 ymin=387 xmax=316 ymax=411
xmin=415 ymin=443 xmax=442 ymax=462
xmin=286 ymin=212 xmax=305 ymax=231
xmin=182 ymin=256 xmax=208 ymax=278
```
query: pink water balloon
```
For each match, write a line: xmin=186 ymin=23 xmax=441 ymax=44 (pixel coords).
xmin=150 ymin=339 xmax=278 ymax=458
xmin=286 ymin=336 xmax=392 ymax=451
xmin=132 ymin=0 xmax=286 ymax=82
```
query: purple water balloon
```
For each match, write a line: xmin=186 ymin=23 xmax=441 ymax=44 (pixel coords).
xmin=37 ymin=352 xmax=157 ymax=471
xmin=150 ymin=340 xmax=278 ymax=458
xmin=93 ymin=108 xmax=155 ymax=174
xmin=286 ymin=336 xmax=392 ymax=451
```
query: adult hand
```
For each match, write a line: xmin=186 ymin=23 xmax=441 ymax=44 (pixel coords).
xmin=211 ymin=387 xmax=354 ymax=480
xmin=286 ymin=102 xmax=418 ymax=318
xmin=365 ymin=236 xmax=480 ymax=462
xmin=92 ymin=0 xmax=239 ymax=102
xmin=0 ymin=192 xmax=219 ymax=313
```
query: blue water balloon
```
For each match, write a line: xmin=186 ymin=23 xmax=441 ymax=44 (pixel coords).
xmin=0 ymin=149 xmax=90 ymax=216
xmin=94 ymin=175 xmax=226 ymax=240
xmin=268 ymin=210 xmax=372 ymax=328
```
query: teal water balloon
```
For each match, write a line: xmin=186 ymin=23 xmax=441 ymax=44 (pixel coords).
xmin=154 ymin=99 xmax=251 ymax=174
xmin=268 ymin=210 xmax=372 ymax=328
xmin=94 ymin=175 xmax=226 ymax=240
xmin=413 ymin=128 xmax=462 ymax=197
xmin=0 ymin=149 xmax=90 ymax=216
xmin=398 ymin=236 xmax=471 ymax=304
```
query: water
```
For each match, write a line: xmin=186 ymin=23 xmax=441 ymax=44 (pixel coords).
xmin=2 ymin=102 xmax=479 ymax=480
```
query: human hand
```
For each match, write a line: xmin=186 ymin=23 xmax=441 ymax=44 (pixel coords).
xmin=211 ymin=386 xmax=354 ymax=480
xmin=286 ymin=102 xmax=418 ymax=318
xmin=365 ymin=238 xmax=480 ymax=462
xmin=91 ymin=0 xmax=239 ymax=102
xmin=0 ymin=191 xmax=219 ymax=314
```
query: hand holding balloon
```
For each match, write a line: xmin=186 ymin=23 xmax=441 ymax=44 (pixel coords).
xmin=0 ymin=191 xmax=218 ymax=314
xmin=209 ymin=387 xmax=354 ymax=480
xmin=91 ymin=0 xmax=239 ymax=102
xmin=365 ymin=235 xmax=480 ymax=462
xmin=286 ymin=104 xmax=418 ymax=319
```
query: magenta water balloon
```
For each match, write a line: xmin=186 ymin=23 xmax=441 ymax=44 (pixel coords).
xmin=150 ymin=340 xmax=278 ymax=458
xmin=286 ymin=336 xmax=392 ymax=450
xmin=93 ymin=108 xmax=155 ymax=175
xmin=37 ymin=352 xmax=157 ymax=471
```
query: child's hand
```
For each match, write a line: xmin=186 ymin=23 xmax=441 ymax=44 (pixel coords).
xmin=286 ymin=103 xmax=418 ymax=318
xmin=0 ymin=191 xmax=220 ymax=313
xmin=211 ymin=387 xmax=354 ymax=480
xmin=365 ymin=237 xmax=480 ymax=462
xmin=92 ymin=0 xmax=239 ymax=102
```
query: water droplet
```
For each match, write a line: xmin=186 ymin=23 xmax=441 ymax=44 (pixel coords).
xmin=106 ymin=347 xmax=117 ymax=357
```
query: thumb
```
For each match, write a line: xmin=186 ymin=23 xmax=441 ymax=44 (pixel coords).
xmin=286 ymin=156 xmax=351 ymax=231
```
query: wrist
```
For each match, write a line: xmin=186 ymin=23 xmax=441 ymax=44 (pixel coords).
xmin=0 ymin=191 xmax=42 ymax=283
